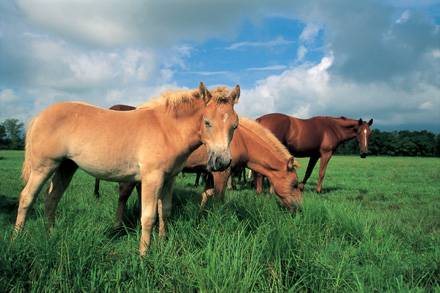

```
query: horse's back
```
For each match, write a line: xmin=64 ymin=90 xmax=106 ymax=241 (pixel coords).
xmin=256 ymin=113 xmax=291 ymax=144
xmin=28 ymin=102 xmax=168 ymax=181
xmin=257 ymin=113 xmax=335 ymax=157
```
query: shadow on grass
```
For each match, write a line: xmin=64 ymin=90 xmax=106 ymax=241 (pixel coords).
xmin=318 ymin=186 xmax=344 ymax=194
xmin=300 ymin=182 xmax=345 ymax=194
xmin=105 ymin=187 xmax=203 ymax=239
xmin=0 ymin=194 xmax=20 ymax=224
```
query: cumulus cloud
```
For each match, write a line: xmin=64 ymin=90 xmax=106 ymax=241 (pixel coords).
xmin=0 ymin=0 xmax=439 ymax=130
xmin=237 ymin=55 xmax=440 ymax=128
xmin=15 ymin=0 xmax=255 ymax=47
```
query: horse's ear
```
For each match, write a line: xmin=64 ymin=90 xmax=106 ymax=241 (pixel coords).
xmin=228 ymin=85 xmax=240 ymax=104
xmin=368 ymin=118 xmax=373 ymax=126
xmin=287 ymin=157 xmax=300 ymax=171
xmin=358 ymin=118 xmax=363 ymax=126
xmin=198 ymin=82 xmax=212 ymax=104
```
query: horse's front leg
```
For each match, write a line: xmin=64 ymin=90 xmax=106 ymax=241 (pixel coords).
xmin=158 ymin=175 xmax=176 ymax=238
xmin=200 ymin=169 xmax=229 ymax=207
xmin=139 ymin=171 xmax=163 ymax=256
xmin=254 ymin=171 xmax=264 ymax=193
xmin=299 ymin=156 xmax=319 ymax=191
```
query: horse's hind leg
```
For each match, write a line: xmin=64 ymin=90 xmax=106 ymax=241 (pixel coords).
xmin=45 ymin=159 xmax=78 ymax=228
xmin=114 ymin=182 xmax=136 ymax=228
xmin=158 ymin=176 xmax=176 ymax=238
xmin=15 ymin=163 xmax=58 ymax=232
xmin=316 ymin=152 xmax=332 ymax=193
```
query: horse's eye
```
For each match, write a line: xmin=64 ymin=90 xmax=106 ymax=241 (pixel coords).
xmin=204 ymin=119 xmax=212 ymax=128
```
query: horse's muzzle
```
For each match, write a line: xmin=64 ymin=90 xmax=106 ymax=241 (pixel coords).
xmin=207 ymin=151 xmax=231 ymax=172
xmin=360 ymin=153 xmax=367 ymax=158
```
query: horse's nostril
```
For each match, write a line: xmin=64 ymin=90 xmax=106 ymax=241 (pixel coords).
xmin=215 ymin=156 xmax=221 ymax=167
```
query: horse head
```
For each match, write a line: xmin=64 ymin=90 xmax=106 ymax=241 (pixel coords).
xmin=198 ymin=82 xmax=240 ymax=171
xmin=357 ymin=118 xmax=373 ymax=158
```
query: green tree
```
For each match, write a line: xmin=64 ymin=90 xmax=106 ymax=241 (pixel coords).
xmin=0 ymin=123 xmax=7 ymax=149
xmin=435 ymin=134 xmax=440 ymax=157
xmin=2 ymin=118 xmax=24 ymax=150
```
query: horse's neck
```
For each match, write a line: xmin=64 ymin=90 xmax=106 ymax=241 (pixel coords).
xmin=163 ymin=104 xmax=204 ymax=154
xmin=333 ymin=119 xmax=358 ymax=143
xmin=238 ymin=126 xmax=286 ymax=177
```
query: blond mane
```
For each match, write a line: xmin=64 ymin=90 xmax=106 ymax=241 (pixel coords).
xmin=239 ymin=117 xmax=292 ymax=162
xmin=137 ymin=86 xmax=232 ymax=110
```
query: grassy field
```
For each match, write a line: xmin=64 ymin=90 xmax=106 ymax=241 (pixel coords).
xmin=0 ymin=150 xmax=439 ymax=292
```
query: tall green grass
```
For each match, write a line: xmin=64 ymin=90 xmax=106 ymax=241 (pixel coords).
xmin=0 ymin=151 xmax=439 ymax=291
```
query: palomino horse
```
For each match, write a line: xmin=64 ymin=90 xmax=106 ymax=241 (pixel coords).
xmin=256 ymin=113 xmax=373 ymax=193
xmin=93 ymin=104 xmax=137 ymax=198
xmin=102 ymin=118 xmax=303 ymax=228
xmin=14 ymin=82 xmax=240 ymax=256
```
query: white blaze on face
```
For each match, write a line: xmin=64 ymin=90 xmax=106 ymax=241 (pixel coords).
xmin=363 ymin=129 xmax=367 ymax=148
xmin=223 ymin=113 xmax=229 ymax=123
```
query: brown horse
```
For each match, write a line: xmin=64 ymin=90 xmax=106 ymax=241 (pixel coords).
xmin=14 ymin=82 xmax=240 ymax=256
xmin=106 ymin=118 xmax=303 ymax=228
xmin=256 ymin=113 xmax=373 ymax=193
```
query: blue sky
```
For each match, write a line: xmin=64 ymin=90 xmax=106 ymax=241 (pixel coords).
xmin=0 ymin=0 xmax=439 ymax=131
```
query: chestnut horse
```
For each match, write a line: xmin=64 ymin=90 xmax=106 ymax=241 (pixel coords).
xmin=185 ymin=118 xmax=302 ymax=210
xmin=99 ymin=118 xmax=303 ymax=228
xmin=14 ymin=82 xmax=240 ymax=256
xmin=256 ymin=113 xmax=373 ymax=193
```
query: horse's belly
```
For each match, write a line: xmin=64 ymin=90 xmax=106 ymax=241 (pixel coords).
xmin=72 ymin=156 xmax=141 ymax=182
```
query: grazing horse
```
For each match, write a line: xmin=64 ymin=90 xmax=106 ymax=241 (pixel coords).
xmin=14 ymin=82 xmax=240 ymax=256
xmin=105 ymin=118 xmax=303 ymax=227
xmin=256 ymin=113 xmax=373 ymax=193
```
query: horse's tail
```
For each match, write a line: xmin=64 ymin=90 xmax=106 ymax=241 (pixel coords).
xmin=21 ymin=118 xmax=36 ymax=184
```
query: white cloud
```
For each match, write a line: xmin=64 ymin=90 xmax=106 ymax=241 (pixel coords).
xmin=296 ymin=45 xmax=308 ymax=61
xmin=432 ymin=49 xmax=440 ymax=58
xmin=226 ymin=36 xmax=294 ymax=50
xmin=238 ymin=55 xmax=440 ymax=127
xmin=418 ymin=101 xmax=432 ymax=110
xmin=186 ymin=71 xmax=230 ymax=76
xmin=1 ymin=0 xmax=439 ymax=130
xmin=15 ymin=0 xmax=251 ymax=47
xmin=246 ymin=65 xmax=287 ymax=71
xmin=396 ymin=10 xmax=411 ymax=23
xmin=0 ymin=89 xmax=19 ymax=103
xmin=299 ymin=23 xmax=320 ymax=43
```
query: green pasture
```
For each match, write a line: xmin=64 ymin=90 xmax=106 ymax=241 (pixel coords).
xmin=0 ymin=150 xmax=439 ymax=291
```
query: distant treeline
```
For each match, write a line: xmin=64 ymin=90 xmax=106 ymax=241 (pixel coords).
xmin=1 ymin=119 xmax=439 ymax=157
xmin=0 ymin=119 xmax=24 ymax=150
xmin=336 ymin=129 xmax=440 ymax=157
